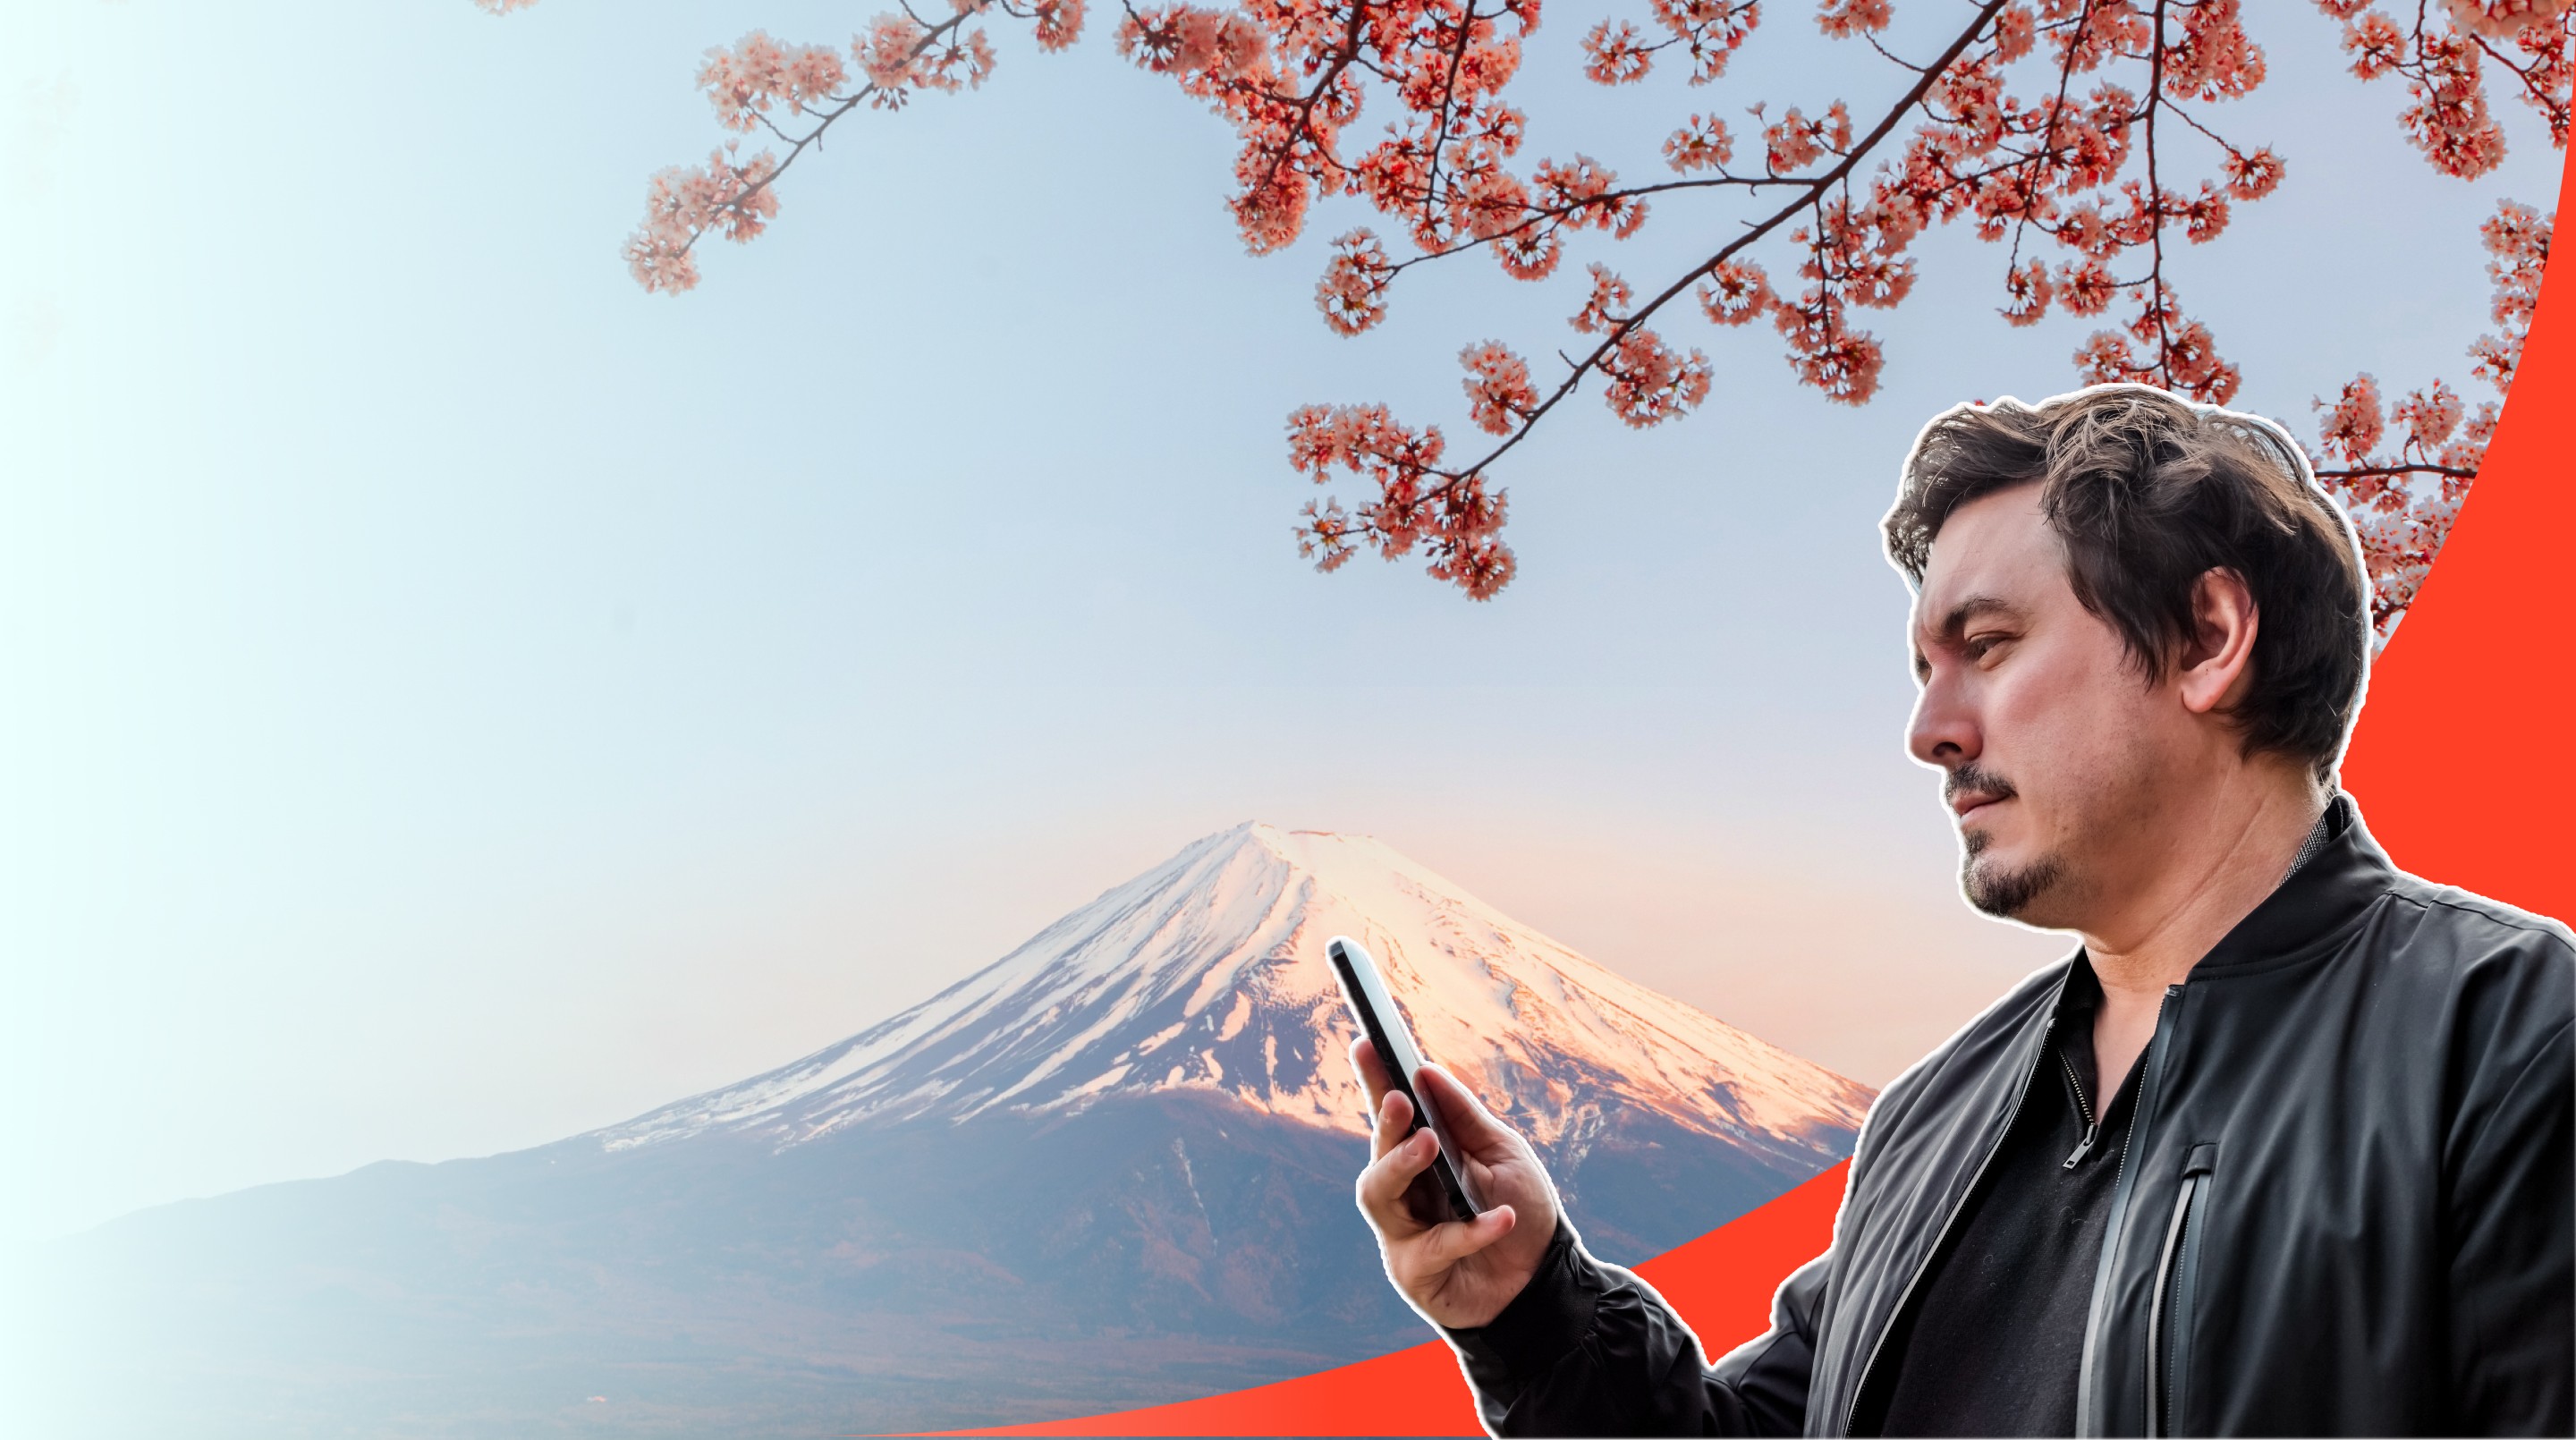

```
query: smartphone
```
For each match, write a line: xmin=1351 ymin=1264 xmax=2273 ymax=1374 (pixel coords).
xmin=1328 ymin=935 xmax=1482 ymax=1221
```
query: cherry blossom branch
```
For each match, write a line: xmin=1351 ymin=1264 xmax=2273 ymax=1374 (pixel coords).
xmin=2140 ymin=3 xmax=2173 ymax=361
xmin=2313 ymin=462 xmax=2479 ymax=479
xmin=480 ymin=0 xmax=2565 ymax=612
xmin=615 ymin=4 xmax=1072 ymax=292
xmin=1458 ymin=0 xmax=2014 ymax=479
xmin=1239 ymin=3 xmax=1371 ymax=214
xmin=1418 ymin=0 xmax=1490 ymax=237
xmin=1999 ymin=3 xmax=2098 ymax=277
xmin=1378 ymin=170 xmax=1840 ymax=278
xmin=2309 ymin=196 xmax=2551 ymax=640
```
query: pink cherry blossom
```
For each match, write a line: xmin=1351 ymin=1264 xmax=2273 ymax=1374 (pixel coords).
xmin=502 ymin=0 xmax=2565 ymax=603
xmin=699 ymin=32 xmax=849 ymax=133
xmin=1662 ymin=114 xmax=1734 ymax=172
xmin=2312 ymin=199 xmax=2550 ymax=640
xmin=1571 ymin=264 xmax=1634 ymax=334
xmin=1697 ymin=259 xmax=1774 ymax=326
xmin=1600 ymin=326 xmax=1713 ymax=426
xmin=1460 ymin=341 xmax=1539 ymax=435
xmin=1316 ymin=230 xmax=1395 ymax=335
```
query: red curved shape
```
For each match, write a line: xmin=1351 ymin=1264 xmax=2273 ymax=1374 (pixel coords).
xmin=923 ymin=1160 xmax=1850 ymax=1437
xmin=2338 ymin=140 xmax=2576 ymax=921
xmin=919 ymin=143 xmax=2573 ymax=1440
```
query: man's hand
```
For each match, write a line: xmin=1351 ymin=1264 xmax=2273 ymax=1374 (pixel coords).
xmin=1351 ymin=1037 xmax=1561 ymax=1330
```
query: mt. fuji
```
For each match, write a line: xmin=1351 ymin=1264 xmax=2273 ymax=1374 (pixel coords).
xmin=30 ymin=824 xmax=1873 ymax=1438
xmin=602 ymin=822 xmax=1868 ymax=1165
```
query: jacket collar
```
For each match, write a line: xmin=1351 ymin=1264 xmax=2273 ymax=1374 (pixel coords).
xmin=2186 ymin=791 xmax=2399 ymax=976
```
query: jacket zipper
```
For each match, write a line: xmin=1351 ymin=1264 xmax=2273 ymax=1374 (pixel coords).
xmin=1841 ymin=1009 xmax=2062 ymax=1436
xmin=2074 ymin=983 xmax=2184 ymax=1437
xmin=2145 ymin=1170 xmax=2203 ymax=1436
xmin=2147 ymin=1144 xmax=2218 ymax=1437
xmin=2060 ymin=1048 xmax=2098 ymax=1168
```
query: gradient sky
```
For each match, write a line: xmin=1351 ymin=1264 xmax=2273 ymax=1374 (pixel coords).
xmin=3 ymin=0 xmax=2561 ymax=1248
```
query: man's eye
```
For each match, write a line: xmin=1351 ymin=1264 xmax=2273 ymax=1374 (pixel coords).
xmin=1968 ymin=635 xmax=2010 ymax=662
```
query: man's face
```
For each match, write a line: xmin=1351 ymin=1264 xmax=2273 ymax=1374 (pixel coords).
xmin=1905 ymin=484 xmax=2186 ymax=928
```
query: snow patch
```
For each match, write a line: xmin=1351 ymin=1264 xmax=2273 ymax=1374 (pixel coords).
xmin=589 ymin=821 xmax=1872 ymax=1162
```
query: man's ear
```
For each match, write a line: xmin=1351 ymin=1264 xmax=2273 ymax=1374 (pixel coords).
xmin=2177 ymin=566 xmax=2258 ymax=716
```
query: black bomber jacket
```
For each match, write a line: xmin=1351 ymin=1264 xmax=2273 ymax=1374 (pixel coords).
xmin=1446 ymin=793 xmax=2574 ymax=1436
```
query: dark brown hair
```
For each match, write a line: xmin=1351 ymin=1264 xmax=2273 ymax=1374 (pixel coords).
xmin=1883 ymin=384 xmax=2370 ymax=784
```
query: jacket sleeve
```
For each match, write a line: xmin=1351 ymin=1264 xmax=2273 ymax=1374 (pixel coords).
xmin=1441 ymin=1221 xmax=1823 ymax=1436
xmin=2445 ymin=1012 xmax=2572 ymax=1436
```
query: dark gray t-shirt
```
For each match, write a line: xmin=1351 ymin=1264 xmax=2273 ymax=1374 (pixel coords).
xmin=1859 ymin=959 xmax=2140 ymax=1436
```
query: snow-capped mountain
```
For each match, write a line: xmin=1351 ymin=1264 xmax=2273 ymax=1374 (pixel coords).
xmin=596 ymin=822 xmax=1870 ymax=1168
xmin=37 ymin=823 xmax=1877 ymax=1438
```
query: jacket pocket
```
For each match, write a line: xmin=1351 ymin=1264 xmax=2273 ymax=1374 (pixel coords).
xmin=2147 ymin=1142 xmax=2217 ymax=1437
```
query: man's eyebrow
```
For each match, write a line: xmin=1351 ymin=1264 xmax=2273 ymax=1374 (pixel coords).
xmin=1911 ymin=594 xmax=2024 ymax=679
xmin=1911 ymin=594 xmax=2026 ymax=673
xmin=1926 ymin=593 xmax=2024 ymax=641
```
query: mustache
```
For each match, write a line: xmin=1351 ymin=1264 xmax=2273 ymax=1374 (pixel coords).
xmin=1944 ymin=762 xmax=2017 ymax=808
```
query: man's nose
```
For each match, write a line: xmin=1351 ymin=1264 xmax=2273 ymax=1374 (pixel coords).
xmin=1908 ymin=673 xmax=1979 ymax=768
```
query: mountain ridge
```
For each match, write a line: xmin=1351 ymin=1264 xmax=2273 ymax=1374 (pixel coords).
xmin=596 ymin=820 xmax=1868 ymax=1164
xmin=25 ymin=821 xmax=1874 ymax=1437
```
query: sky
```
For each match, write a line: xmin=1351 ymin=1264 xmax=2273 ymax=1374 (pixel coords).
xmin=2 ymin=0 xmax=2561 ymax=1248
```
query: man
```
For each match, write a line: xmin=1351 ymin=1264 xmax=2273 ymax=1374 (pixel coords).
xmin=1351 ymin=385 xmax=2573 ymax=1436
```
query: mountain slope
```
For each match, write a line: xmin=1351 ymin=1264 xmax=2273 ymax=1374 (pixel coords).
xmin=23 ymin=823 xmax=1874 ymax=1438
xmin=598 ymin=822 xmax=1868 ymax=1169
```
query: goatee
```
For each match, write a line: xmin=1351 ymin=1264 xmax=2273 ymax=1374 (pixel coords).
xmin=1962 ymin=827 xmax=2066 ymax=917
